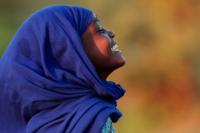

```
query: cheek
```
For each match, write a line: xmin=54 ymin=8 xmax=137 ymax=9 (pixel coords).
xmin=94 ymin=37 xmax=112 ymax=56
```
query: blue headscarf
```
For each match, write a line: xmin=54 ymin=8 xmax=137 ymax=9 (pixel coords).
xmin=0 ymin=5 xmax=125 ymax=133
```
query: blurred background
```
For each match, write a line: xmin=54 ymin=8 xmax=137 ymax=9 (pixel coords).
xmin=1 ymin=0 xmax=200 ymax=132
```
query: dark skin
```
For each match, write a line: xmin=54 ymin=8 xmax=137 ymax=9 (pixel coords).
xmin=81 ymin=17 xmax=126 ymax=80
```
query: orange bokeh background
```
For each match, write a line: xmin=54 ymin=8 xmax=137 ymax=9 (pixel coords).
xmin=1 ymin=0 xmax=200 ymax=132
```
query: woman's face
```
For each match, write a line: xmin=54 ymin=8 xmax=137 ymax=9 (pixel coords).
xmin=81 ymin=17 xmax=126 ymax=73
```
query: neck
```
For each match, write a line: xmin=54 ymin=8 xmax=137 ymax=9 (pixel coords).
xmin=97 ymin=69 xmax=114 ymax=80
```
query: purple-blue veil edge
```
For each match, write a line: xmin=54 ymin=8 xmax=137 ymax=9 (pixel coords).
xmin=0 ymin=5 xmax=125 ymax=133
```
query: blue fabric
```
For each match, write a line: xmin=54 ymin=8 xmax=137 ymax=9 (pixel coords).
xmin=0 ymin=5 xmax=125 ymax=133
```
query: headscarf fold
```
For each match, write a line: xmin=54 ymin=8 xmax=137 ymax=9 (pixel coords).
xmin=0 ymin=5 xmax=125 ymax=133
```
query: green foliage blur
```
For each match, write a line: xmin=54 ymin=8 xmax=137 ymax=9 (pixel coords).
xmin=1 ymin=0 xmax=200 ymax=132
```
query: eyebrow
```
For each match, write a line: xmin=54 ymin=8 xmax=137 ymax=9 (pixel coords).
xmin=93 ymin=17 xmax=100 ymax=23
xmin=92 ymin=17 xmax=104 ymax=30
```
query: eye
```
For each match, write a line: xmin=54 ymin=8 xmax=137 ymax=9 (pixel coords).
xmin=98 ymin=28 xmax=106 ymax=33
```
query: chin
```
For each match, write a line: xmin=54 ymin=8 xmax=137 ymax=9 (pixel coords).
xmin=117 ymin=58 xmax=126 ymax=68
xmin=112 ymin=50 xmax=126 ymax=65
xmin=115 ymin=52 xmax=126 ymax=68
xmin=120 ymin=59 xmax=126 ymax=66
xmin=110 ymin=58 xmax=126 ymax=71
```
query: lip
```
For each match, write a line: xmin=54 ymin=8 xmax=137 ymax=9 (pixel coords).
xmin=111 ymin=43 xmax=122 ymax=52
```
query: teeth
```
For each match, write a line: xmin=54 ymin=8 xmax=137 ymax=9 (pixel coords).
xmin=113 ymin=45 xmax=118 ymax=49
xmin=111 ymin=44 xmax=120 ymax=51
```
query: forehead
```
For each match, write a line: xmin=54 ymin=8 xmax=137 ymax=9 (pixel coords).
xmin=94 ymin=17 xmax=103 ymax=26
xmin=87 ymin=18 xmax=101 ymax=30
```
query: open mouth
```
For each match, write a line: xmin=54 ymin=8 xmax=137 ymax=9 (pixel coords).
xmin=111 ymin=43 xmax=121 ymax=52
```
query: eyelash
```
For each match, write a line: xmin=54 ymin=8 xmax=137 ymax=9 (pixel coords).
xmin=98 ymin=28 xmax=106 ymax=33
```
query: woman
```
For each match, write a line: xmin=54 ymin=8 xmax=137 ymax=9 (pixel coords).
xmin=0 ymin=5 xmax=126 ymax=133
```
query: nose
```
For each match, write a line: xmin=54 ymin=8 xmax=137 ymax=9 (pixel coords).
xmin=108 ymin=31 xmax=115 ymax=38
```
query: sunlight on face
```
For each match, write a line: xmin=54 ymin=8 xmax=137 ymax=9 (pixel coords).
xmin=81 ymin=15 xmax=126 ymax=73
